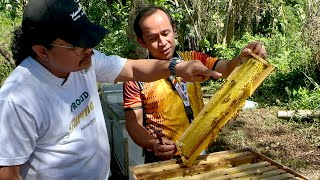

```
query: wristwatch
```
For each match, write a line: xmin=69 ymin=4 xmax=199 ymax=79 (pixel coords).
xmin=168 ymin=57 xmax=183 ymax=75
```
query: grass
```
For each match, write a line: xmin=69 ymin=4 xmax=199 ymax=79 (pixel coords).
xmin=208 ymin=107 xmax=320 ymax=180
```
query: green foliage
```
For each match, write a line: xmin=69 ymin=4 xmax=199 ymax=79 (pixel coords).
xmin=208 ymin=30 xmax=319 ymax=110
xmin=82 ymin=0 xmax=132 ymax=56
xmin=0 ymin=14 xmax=16 ymax=45
xmin=0 ymin=0 xmax=319 ymax=111
xmin=286 ymin=86 xmax=320 ymax=109
xmin=255 ymin=29 xmax=318 ymax=109
xmin=0 ymin=12 xmax=19 ymax=86
xmin=0 ymin=60 xmax=13 ymax=86
xmin=0 ymin=0 xmax=23 ymax=21
xmin=303 ymin=0 xmax=320 ymax=67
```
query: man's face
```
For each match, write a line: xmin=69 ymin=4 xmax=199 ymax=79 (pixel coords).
xmin=43 ymin=38 xmax=94 ymax=78
xmin=139 ymin=10 xmax=176 ymax=60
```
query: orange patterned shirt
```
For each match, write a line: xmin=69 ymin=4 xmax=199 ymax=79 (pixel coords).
xmin=123 ymin=51 xmax=219 ymax=143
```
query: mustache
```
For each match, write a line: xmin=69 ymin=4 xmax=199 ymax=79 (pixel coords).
xmin=79 ymin=50 xmax=94 ymax=65
xmin=83 ymin=50 xmax=94 ymax=60
xmin=86 ymin=50 xmax=94 ymax=57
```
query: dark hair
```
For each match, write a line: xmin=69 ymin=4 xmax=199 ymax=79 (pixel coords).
xmin=133 ymin=6 xmax=175 ymax=40
xmin=10 ymin=26 xmax=55 ymax=66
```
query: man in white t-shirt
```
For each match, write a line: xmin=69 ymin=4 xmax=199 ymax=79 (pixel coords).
xmin=0 ymin=0 xmax=222 ymax=179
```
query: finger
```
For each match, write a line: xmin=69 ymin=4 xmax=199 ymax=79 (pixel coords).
xmin=154 ymin=146 xmax=175 ymax=158
xmin=155 ymin=151 xmax=174 ymax=160
xmin=259 ymin=46 xmax=267 ymax=59
xmin=160 ymin=144 xmax=176 ymax=152
xmin=258 ymin=51 xmax=266 ymax=59
xmin=155 ymin=143 xmax=176 ymax=151
xmin=157 ymin=149 xmax=175 ymax=157
xmin=162 ymin=139 xmax=175 ymax=145
xmin=193 ymin=74 xmax=219 ymax=82
xmin=245 ymin=42 xmax=253 ymax=49
xmin=210 ymin=71 xmax=222 ymax=79
xmin=200 ymin=70 xmax=222 ymax=79
xmin=242 ymin=48 xmax=252 ymax=56
xmin=252 ymin=42 xmax=262 ymax=54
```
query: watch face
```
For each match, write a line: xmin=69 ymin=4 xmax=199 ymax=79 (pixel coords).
xmin=172 ymin=57 xmax=184 ymax=63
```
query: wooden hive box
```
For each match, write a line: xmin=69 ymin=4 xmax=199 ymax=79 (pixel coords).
xmin=130 ymin=148 xmax=309 ymax=180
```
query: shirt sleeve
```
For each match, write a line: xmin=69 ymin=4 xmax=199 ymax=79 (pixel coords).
xmin=177 ymin=51 xmax=219 ymax=70
xmin=123 ymin=81 xmax=142 ymax=111
xmin=0 ymin=100 xmax=38 ymax=166
xmin=92 ymin=50 xmax=127 ymax=83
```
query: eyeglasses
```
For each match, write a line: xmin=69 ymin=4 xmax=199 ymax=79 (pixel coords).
xmin=50 ymin=44 xmax=87 ymax=56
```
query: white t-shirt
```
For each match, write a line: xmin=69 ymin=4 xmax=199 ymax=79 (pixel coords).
xmin=0 ymin=50 xmax=126 ymax=180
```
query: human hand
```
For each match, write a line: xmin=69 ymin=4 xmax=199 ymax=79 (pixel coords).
xmin=175 ymin=60 xmax=222 ymax=81
xmin=240 ymin=41 xmax=267 ymax=63
xmin=153 ymin=138 xmax=177 ymax=161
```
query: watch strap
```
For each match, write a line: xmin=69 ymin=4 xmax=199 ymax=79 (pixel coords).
xmin=168 ymin=57 xmax=183 ymax=75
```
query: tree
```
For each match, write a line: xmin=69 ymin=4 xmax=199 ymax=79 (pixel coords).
xmin=304 ymin=0 xmax=320 ymax=68
xmin=126 ymin=0 xmax=148 ymax=58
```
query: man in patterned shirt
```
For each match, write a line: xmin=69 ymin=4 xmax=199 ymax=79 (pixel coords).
xmin=123 ymin=6 xmax=267 ymax=163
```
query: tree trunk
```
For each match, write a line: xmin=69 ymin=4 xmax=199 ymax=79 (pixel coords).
xmin=126 ymin=0 xmax=148 ymax=59
xmin=0 ymin=45 xmax=15 ymax=68
xmin=223 ymin=0 xmax=235 ymax=46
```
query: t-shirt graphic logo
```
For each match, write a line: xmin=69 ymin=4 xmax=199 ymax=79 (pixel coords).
xmin=71 ymin=91 xmax=89 ymax=112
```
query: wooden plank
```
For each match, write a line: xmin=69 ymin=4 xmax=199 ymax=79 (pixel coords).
xmin=201 ymin=161 xmax=274 ymax=179
xmin=236 ymin=168 xmax=288 ymax=180
xmin=169 ymin=162 xmax=276 ymax=180
xmin=134 ymin=163 xmax=230 ymax=180
xmin=131 ymin=150 xmax=254 ymax=175
xmin=130 ymin=148 xmax=250 ymax=172
xmin=171 ymin=168 xmax=286 ymax=180
xmin=247 ymin=148 xmax=309 ymax=180
xmin=249 ymin=51 xmax=269 ymax=66
xmin=262 ymin=173 xmax=295 ymax=180
xmin=133 ymin=154 xmax=256 ymax=180
xmin=193 ymin=149 xmax=253 ymax=162
xmin=286 ymin=178 xmax=304 ymax=180
xmin=130 ymin=148 xmax=309 ymax=180
xmin=203 ymin=165 xmax=278 ymax=180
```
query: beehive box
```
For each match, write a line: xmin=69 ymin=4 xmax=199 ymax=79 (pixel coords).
xmin=100 ymin=83 xmax=144 ymax=177
xmin=130 ymin=148 xmax=309 ymax=180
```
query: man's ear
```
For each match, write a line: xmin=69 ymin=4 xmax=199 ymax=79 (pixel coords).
xmin=32 ymin=45 xmax=49 ymax=61
xmin=136 ymin=37 xmax=147 ymax=48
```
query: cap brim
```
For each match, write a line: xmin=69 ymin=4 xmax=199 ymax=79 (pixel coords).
xmin=60 ymin=17 xmax=110 ymax=48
